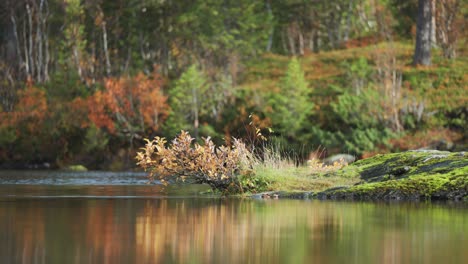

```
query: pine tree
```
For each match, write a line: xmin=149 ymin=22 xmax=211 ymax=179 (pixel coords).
xmin=168 ymin=65 xmax=208 ymax=139
xmin=269 ymin=57 xmax=313 ymax=137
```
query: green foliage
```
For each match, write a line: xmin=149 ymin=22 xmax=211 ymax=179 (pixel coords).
xmin=1 ymin=0 xmax=467 ymax=169
xmin=0 ymin=127 xmax=16 ymax=146
xmin=268 ymin=57 xmax=313 ymax=137
xmin=342 ymin=57 xmax=374 ymax=94
xmin=176 ymin=0 xmax=272 ymax=59
xmin=337 ymin=128 xmax=393 ymax=155
xmin=386 ymin=0 xmax=418 ymax=36
xmin=329 ymin=88 xmax=395 ymax=155
xmin=166 ymin=65 xmax=208 ymax=138
xmin=239 ymin=174 xmax=271 ymax=193
xmin=83 ymin=125 xmax=109 ymax=153
xmin=331 ymin=88 xmax=382 ymax=128
xmin=44 ymin=71 xmax=90 ymax=100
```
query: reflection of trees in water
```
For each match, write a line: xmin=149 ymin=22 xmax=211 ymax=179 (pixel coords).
xmin=134 ymin=199 xmax=358 ymax=264
xmin=1 ymin=199 xmax=467 ymax=263
xmin=0 ymin=202 xmax=45 ymax=264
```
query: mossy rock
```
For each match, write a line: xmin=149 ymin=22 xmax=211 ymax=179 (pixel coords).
xmin=319 ymin=151 xmax=468 ymax=201
xmin=65 ymin=165 xmax=88 ymax=172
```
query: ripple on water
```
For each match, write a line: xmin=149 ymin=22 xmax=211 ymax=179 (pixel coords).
xmin=0 ymin=170 xmax=151 ymax=185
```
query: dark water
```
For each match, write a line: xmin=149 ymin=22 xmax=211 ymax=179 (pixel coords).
xmin=0 ymin=171 xmax=467 ymax=264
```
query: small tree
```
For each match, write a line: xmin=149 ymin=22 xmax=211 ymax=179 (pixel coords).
xmin=0 ymin=85 xmax=49 ymax=160
xmin=167 ymin=65 xmax=208 ymax=139
xmin=268 ymin=57 xmax=313 ymax=137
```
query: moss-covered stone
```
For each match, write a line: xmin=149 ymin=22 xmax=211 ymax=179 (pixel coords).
xmin=65 ymin=164 xmax=88 ymax=172
xmin=318 ymin=150 xmax=468 ymax=201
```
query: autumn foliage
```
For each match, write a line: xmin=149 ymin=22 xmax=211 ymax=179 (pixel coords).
xmin=88 ymin=69 xmax=169 ymax=137
xmin=1 ymin=85 xmax=48 ymax=134
xmin=136 ymin=131 xmax=254 ymax=193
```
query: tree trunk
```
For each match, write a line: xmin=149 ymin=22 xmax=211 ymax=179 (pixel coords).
xmin=102 ymin=22 xmax=111 ymax=76
xmin=298 ymin=31 xmax=304 ymax=56
xmin=327 ymin=12 xmax=336 ymax=49
xmin=43 ymin=0 xmax=50 ymax=82
xmin=281 ymin=30 xmax=289 ymax=54
xmin=27 ymin=3 xmax=36 ymax=79
xmin=266 ymin=2 xmax=273 ymax=52
xmin=287 ymin=26 xmax=296 ymax=55
xmin=413 ymin=0 xmax=432 ymax=66
xmin=431 ymin=0 xmax=437 ymax=46
xmin=192 ymin=86 xmax=199 ymax=139
xmin=23 ymin=20 xmax=30 ymax=78
xmin=37 ymin=0 xmax=44 ymax=83
xmin=26 ymin=3 xmax=35 ymax=79
xmin=10 ymin=15 xmax=23 ymax=70
xmin=312 ymin=30 xmax=319 ymax=53
xmin=343 ymin=0 xmax=354 ymax=42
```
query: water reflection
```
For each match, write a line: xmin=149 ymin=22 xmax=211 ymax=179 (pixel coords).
xmin=0 ymin=197 xmax=466 ymax=264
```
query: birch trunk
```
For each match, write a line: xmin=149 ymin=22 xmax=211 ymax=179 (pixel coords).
xmin=413 ymin=0 xmax=432 ymax=66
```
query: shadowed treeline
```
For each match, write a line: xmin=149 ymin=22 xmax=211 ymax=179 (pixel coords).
xmin=0 ymin=1 xmax=466 ymax=169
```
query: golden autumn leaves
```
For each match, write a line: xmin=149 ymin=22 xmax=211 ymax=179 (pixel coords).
xmin=136 ymin=131 xmax=254 ymax=193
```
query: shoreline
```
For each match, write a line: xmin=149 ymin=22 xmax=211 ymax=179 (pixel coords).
xmin=250 ymin=150 xmax=468 ymax=202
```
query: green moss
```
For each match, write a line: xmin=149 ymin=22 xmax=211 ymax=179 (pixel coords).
xmin=320 ymin=151 xmax=468 ymax=201
xmin=65 ymin=164 xmax=88 ymax=172
xmin=244 ymin=151 xmax=467 ymax=201
xmin=335 ymin=151 xmax=467 ymax=180
xmin=325 ymin=151 xmax=468 ymax=200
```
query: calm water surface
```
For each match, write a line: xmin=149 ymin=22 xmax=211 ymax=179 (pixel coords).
xmin=0 ymin=171 xmax=466 ymax=264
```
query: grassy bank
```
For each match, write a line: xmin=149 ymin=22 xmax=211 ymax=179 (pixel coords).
xmin=242 ymin=160 xmax=359 ymax=193
xmin=253 ymin=150 xmax=468 ymax=201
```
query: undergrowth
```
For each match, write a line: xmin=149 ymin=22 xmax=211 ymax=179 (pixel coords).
xmin=136 ymin=131 xmax=354 ymax=195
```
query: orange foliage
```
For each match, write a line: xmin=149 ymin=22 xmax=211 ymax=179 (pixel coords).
xmin=343 ymin=35 xmax=380 ymax=49
xmin=0 ymin=86 xmax=48 ymax=134
xmin=389 ymin=129 xmax=463 ymax=151
xmin=88 ymin=90 xmax=116 ymax=133
xmin=68 ymin=97 xmax=91 ymax=129
xmin=87 ymin=69 xmax=169 ymax=135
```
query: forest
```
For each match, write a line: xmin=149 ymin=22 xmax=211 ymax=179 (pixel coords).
xmin=0 ymin=0 xmax=466 ymax=170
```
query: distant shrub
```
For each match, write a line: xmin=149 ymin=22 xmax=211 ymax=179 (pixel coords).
xmin=307 ymin=158 xmax=348 ymax=174
xmin=343 ymin=57 xmax=374 ymax=95
xmin=136 ymin=131 xmax=255 ymax=193
xmin=87 ymin=69 xmax=169 ymax=138
xmin=329 ymin=88 xmax=395 ymax=155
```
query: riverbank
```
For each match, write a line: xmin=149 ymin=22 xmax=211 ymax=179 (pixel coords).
xmin=253 ymin=150 xmax=467 ymax=202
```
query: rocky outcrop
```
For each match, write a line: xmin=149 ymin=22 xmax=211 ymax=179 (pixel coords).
xmin=317 ymin=150 xmax=467 ymax=201
xmin=252 ymin=151 xmax=467 ymax=201
xmin=323 ymin=154 xmax=356 ymax=165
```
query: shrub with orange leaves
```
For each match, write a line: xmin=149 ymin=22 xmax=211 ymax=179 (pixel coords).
xmin=0 ymin=85 xmax=50 ymax=161
xmin=136 ymin=131 xmax=254 ymax=193
xmin=88 ymin=69 xmax=169 ymax=139
xmin=7 ymin=86 xmax=48 ymax=134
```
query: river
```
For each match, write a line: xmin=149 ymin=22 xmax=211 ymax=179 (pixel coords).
xmin=0 ymin=170 xmax=466 ymax=264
